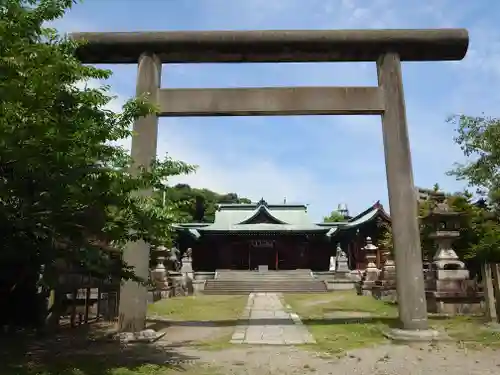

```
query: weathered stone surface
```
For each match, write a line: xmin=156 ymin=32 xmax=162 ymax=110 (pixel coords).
xmin=230 ymin=293 xmax=315 ymax=345
xmin=383 ymin=328 xmax=449 ymax=342
xmin=112 ymin=329 xmax=166 ymax=343
xmin=70 ymin=29 xmax=469 ymax=64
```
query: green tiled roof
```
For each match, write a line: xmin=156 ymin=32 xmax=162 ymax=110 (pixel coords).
xmin=197 ymin=199 xmax=328 ymax=233
xmin=173 ymin=199 xmax=390 ymax=237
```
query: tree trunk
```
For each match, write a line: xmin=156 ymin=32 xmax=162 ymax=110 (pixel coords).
xmin=481 ymin=263 xmax=497 ymax=322
xmin=491 ymin=263 xmax=500 ymax=322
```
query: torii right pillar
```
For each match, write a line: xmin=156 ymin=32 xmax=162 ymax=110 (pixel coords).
xmin=377 ymin=53 xmax=431 ymax=335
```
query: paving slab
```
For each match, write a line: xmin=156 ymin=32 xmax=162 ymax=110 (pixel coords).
xmin=230 ymin=292 xmax=316 ymax=345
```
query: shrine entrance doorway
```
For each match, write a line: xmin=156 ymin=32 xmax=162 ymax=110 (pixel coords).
xmin=249 ymin=240 xmax=277 ymax=270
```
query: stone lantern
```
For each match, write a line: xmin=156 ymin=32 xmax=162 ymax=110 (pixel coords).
xmin=363 ymin=237 xmax=379 ymax=269
xmin=421 ymin=192 xmax=481 ymax=314
xmin=358 ymin=237 xmax=380 ymax=295
xmin=421 ymin=192 xmax=468 ymax=278
xmin=150 ymin=245 xmax=169 ymax=297
xmin=373 ymin=246 xmax=397 ymax=302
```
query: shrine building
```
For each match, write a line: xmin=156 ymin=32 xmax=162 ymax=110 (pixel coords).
xmin=173 ymin=198 xmax=390 ymax=272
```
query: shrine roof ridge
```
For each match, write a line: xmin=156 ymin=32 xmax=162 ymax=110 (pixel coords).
xmin=218 ymin=202 xmax=307 ymax=210
xmin=70 ymin=28 xmax=469 ymax=64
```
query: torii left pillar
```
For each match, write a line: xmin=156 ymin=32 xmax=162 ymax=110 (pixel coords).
xmin=118 ymin=52 xmax=161 ymax=332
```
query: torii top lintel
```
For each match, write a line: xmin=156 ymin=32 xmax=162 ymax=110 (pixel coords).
xmin=70 ymin=28 xmax=469 ymax=64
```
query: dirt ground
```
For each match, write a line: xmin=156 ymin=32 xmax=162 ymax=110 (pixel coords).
xmin=182 ymin=344 xmax=500 ymax=375
xmin=3 ymin=320 xmax=500 ymax=375
xmin=159 ymin=324 xmax=500 ymax=375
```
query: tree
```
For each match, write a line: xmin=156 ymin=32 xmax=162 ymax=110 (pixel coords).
xmin=160 ymin=184 xmax=251 ymax=223
xmin=0 ymin=0 xmax=195 ymax=330
xmin=447 ymin=114 xmax=500 ymax=263
xmin=377 ymin=221 xmax=393 ymax=254
xmin=323 ymin=210 xmax=345 ymax=223
xmin=447 ymin=115 xmax=500 ymax=195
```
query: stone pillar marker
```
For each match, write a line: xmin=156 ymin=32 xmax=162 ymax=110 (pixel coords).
xmin=118 ymin=52 xmax=162 ymax=332
xmin=377 ymin=53 xmax=430 ymax=332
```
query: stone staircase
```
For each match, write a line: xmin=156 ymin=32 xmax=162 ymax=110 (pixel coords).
xmin=203 ymin=269 xmax=328 ymax=294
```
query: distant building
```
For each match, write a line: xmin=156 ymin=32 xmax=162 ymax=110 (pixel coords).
xmin=337 ymin=203 xmax=350 ymax=219
xmin=416 ymin=186 xmax=434 ymax=202
xmin=173 ymin=198 xmax=390 ymax=272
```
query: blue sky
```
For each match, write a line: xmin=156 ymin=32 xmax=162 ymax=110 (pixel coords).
xmin=51 ymin=0 xmax=500 ymax=221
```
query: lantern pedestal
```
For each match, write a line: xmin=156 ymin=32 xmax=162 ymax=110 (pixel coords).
xmin=422 ymin=193 xmax=483 ymax=315
xmin=357 ymin=238 xmax=380 ymax=296
xmin=373 ymin=250 xmax=398 ymax=303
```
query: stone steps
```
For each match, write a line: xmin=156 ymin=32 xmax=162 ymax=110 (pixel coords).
xmin=204 ymin=270 xmax=326 ymax=294
xmin=203 ymin=280 xmax=327 ymax=294
xmin=215 ymin=270 xmax=315 ymax=281
xmin=203 ymin=280 xmax=327 ymax=295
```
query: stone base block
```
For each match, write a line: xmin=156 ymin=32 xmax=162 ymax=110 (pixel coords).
xmin=349 ymin=271 xmax=363 ymax=282
xmin=111 ymin=329 xmax=166 ymax=344
xmin=192 ymin=280 xmax=205 ymax=294
xmin=372 ymin=287 xmax=398 ymax=303
xmin=359 ymin=281 xmax=376 ymax=296
xmin=434 ymin=269 xmax=469 ymax=280
xmin=313 ymin=271 xmax=335 ymax=281
xmin=326 ymin=279 xmax=356 ymax=290
xmin=383 ymin=328 xmax=450 ymax=342
xmin=426 ymin=291 xmax=484 ymax=315
xmin=193 ymin=272 xmax=215 ymax=281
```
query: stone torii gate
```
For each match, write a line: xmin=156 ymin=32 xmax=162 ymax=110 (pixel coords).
xmin=71 ymin=29 xmax=469 ymax=336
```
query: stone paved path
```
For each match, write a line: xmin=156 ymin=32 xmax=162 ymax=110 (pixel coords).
xmin=230 ymin=292 xmax=315 ymax=345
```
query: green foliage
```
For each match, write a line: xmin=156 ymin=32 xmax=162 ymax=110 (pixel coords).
xmin=377 ymin=221 xmax=393 ymax=254
xmin=447 ymin=194 xmax=500 ymax=263
xmin=0 ymin=0 xmax=196 ymax=287
xmin=447 ymin=115 xmax=500 ymax=196
xmin=375 ymin=190 xmax=487 ymax=262
xmin=323 ymin=210 xmax=345 ymax=223
xmin=159 ymin=184 xmax=251 ymax=223
xmin=447 ymin=114 xmax=500 ymax=262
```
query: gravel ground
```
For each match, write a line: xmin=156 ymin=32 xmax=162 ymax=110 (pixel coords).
xmin=179 ymin=343 xmax=500 ymax=375
xmin=5 ymin=320 xmax=499 ymax=374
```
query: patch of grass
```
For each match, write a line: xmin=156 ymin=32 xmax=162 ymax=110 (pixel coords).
xmin=429 ymin=315 xmax=500 ymax=349
xmin=148 ymin=295 xmax=247 ymax=322
xmin=284 ymin=291 xmax=500 ymax=353
xmin=284 ymin=291 xmax=397 ymax=354
xmin=284 ymin=292 xmax=396 ymax=316
xmin=147 ymin=295 xmax=247 ymax=350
